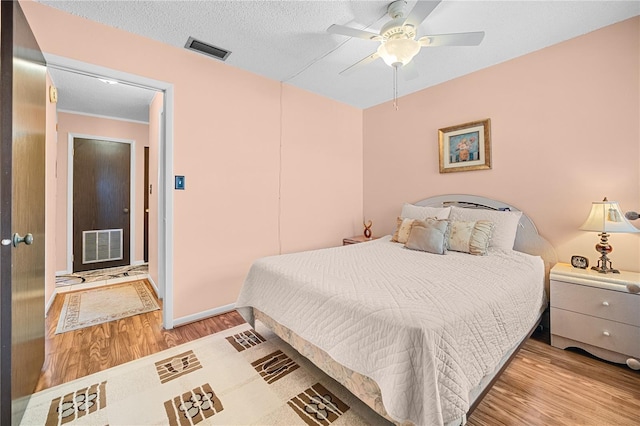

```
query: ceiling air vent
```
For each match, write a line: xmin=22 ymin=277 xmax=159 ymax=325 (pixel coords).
xmin=185 ymin=36 xmax=231 ymax=61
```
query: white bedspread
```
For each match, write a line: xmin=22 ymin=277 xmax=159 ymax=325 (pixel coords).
xmin=236 ymin=237 xmax=545 ymax=425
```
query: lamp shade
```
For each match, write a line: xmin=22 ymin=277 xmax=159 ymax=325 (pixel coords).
xmin=579 ymin=199 xmax=640 ymax=233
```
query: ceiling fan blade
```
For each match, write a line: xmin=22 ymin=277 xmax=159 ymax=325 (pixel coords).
xmin=327 ymin=24 xmax=382 ymax=41
xmin=403 ymin=0 xmax=442 ymax=29
xmin=401 ymin=61 xmax=420 ymax=81
xmin=339 ymin=52 xmax=380 ymax=76
xmin=419 ymin=31 xmax=485 ymax=47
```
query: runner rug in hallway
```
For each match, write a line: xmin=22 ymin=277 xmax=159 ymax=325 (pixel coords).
xmin=55 ymin=280 xmax=160 ymax=334
xmin=22 ymin=323 xmax=388 ymax=425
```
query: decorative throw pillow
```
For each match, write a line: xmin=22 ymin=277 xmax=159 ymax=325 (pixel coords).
xmin=449 ymin=206 xmax=522 ymax=250
xmin=400 ymin=203 xmax=451 ymax=220
xmin=405 ymin=218 xmax=450 ymax=255
xmin=448 ymin=220 xmax=494 ymax=255
xmin=392 ymin=217 xmax=417 ymax=244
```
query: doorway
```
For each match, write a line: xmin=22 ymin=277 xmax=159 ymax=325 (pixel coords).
xmin=45 ymin=54 xmax=175 ymax=329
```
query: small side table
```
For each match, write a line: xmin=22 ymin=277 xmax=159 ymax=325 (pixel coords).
xmin=342 ymin=235 xmax=378 ymax=246
xmin=550 ymin=263 xmax=640 ymax=369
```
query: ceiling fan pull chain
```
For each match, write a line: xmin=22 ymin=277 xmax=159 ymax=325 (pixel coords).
xmin=393 ymin=65 xmax=399 ymax=111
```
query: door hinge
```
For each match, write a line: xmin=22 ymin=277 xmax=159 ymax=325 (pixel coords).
xmin=71 ymin=254 xmax=74 ymax=262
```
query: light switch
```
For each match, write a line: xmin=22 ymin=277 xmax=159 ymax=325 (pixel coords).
xmin=175 ymin=175 xmax=185 ymax=190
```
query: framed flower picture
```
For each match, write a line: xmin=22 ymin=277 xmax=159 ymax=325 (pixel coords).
xmin=438 ymin=119 xmax=491 ymax=173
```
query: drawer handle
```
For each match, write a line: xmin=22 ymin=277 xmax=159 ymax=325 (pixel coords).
xmin=603 ymin=331 xmax=611 ymax=337
xmin=627 ymin=358 xmax=640 ymax=370
xmin=602 ymin=301 xmax=610 ymax=307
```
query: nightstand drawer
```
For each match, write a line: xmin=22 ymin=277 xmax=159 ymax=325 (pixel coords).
xmin=551 ymin=308 xmax=640 ymax=357
xmin=551 ymin=280 xmax=640 ymax=326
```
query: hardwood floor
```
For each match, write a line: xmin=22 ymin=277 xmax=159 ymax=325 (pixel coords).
xmin=36 ymin=279 xmax=245 ymax=392
xmin=38 ymin=283 xmax=640 ymax=424
xmin=468 ymin=335 xmax=640 ymax=426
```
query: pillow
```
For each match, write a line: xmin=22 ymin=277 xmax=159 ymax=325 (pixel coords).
xmin=391 ymin=217 xmax=416 ymax=244
xmin=449 ymin=206 xmax=522 ymax=250
xmin=448 ymin=220 xmax=494 ymax=255
xmin=405 ymin=218 xmax=450 ymax=255
xmin=400 ymin=203 xmax=451 ymax=220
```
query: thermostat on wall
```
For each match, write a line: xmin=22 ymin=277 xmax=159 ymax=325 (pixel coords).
xmin=175 ymin=175 xmax=185 ymax=190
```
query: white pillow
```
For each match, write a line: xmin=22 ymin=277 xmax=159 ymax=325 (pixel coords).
xmin=400 ymin=203 xmax=451 ymax=220
xmin=449 ymin=206 xmax=522 ymax=250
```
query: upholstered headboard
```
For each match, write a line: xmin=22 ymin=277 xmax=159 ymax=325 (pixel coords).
xmin=415 ymin=194 xmax=557 ymax=267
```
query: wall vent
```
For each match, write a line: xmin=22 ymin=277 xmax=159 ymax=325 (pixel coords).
xmin=185 ymin=36 xmax=231 ymax=61
xmin=83 ymin=229 xmax=123 ymax=264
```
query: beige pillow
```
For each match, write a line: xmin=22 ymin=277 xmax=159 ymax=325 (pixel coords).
xmin=449 ymin=206 xmax=522 ymax=250
xmin=405 ymin=218 xmax=450 ymax=255
xmin=391 ymin=217 xmax=417 ymax=243
xmin=448 ymin=220 xmax=494 ymax=255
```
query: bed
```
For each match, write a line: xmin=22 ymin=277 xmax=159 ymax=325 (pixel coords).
xmin=236 ymin=195 xmax=557 ymax=425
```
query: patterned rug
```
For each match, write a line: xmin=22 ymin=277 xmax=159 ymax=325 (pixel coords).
xmin=55 ymin=280 xmax=160 ymax=334
xmin=21 ymin=322 xmax=389 ymax=426
xmin=55 ymin=264 xmax=149 ymax=286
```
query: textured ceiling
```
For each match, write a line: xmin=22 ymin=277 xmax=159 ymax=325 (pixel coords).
xmin=40 ymin=1 xmax=639 ymax=121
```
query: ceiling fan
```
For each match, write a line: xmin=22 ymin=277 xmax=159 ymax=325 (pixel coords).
xmin=327 ymin=0 xmax=485 ymax=76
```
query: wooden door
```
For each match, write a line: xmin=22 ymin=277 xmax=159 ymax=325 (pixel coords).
xmin=0 ymin=2 xmax=47 ymax=424
xmin=144 ymin=146 xmax=149 ymax=263
xmin=73 ymin=138 xmax=131 ymax=272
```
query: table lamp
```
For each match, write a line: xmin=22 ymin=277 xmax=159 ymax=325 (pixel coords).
xmin=579 ymin=197 xmax=640 ymax=273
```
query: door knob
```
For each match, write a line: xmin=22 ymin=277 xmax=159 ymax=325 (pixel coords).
xmin=123 ymin=208 xmax=129 ymax=214
xmin=12 ymin=233 xmax=33 ymax=247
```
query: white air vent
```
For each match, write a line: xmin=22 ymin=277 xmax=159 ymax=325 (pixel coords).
xmin=83 ymin=229 xmax=123 ymax=264
xmin=185 ymin=36 xmax=231 ymax=61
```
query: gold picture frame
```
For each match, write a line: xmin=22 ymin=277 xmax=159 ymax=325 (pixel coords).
xmin=438 ymin=119 xmax=491 ymax=173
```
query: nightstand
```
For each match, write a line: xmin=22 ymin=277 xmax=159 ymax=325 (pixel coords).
xmin=550 ymin=263 xmax=640 ymax=370
xmin=342 ymin=235 xmax=378 ymax=246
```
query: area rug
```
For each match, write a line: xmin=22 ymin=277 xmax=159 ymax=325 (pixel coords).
xmin=56 ymin=264 xmax=149 ymax=286
xmin=22 ymin=322 xmax=389 ymax=426
xmin=55 ymin=280 xmax=160 ymax=334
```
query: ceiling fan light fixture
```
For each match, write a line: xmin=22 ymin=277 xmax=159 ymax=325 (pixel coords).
xmin=377 ymin=38 xmax=420 ymax=67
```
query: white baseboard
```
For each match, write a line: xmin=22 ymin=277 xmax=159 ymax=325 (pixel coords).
xmin=45 ymin=290 xmax=57 ymax=317
xmin=146 ymin=274 xmax=159 ymax=298
xmin=56 ymin=270 xmax=70 ymax=276
xmin=173 ymin=303 xmax=236 ymax=328
xmin=131 ymin=260 xmax=146 ymax=266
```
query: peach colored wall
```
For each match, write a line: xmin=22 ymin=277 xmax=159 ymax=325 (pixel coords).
xmin=22 ymin=1 xmax=363 ymax=321
xmin=147 ymin=92 xmax=162 ymax=289
xmin=55 ymin=112 xmax=149 ymax=271
xmin=364 ymin=17 xmax=640 ymax=272
xmin=45 ymin=72 xmax=57 ymax=311
xmin=280 ymin=84 xmax=363 ymax=253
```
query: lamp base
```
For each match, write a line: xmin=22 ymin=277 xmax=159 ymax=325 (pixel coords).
xmin=591 ymin=232 xmax=620 ymax=274
xmin=591 ymin=263 xmax=620 ymax=274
